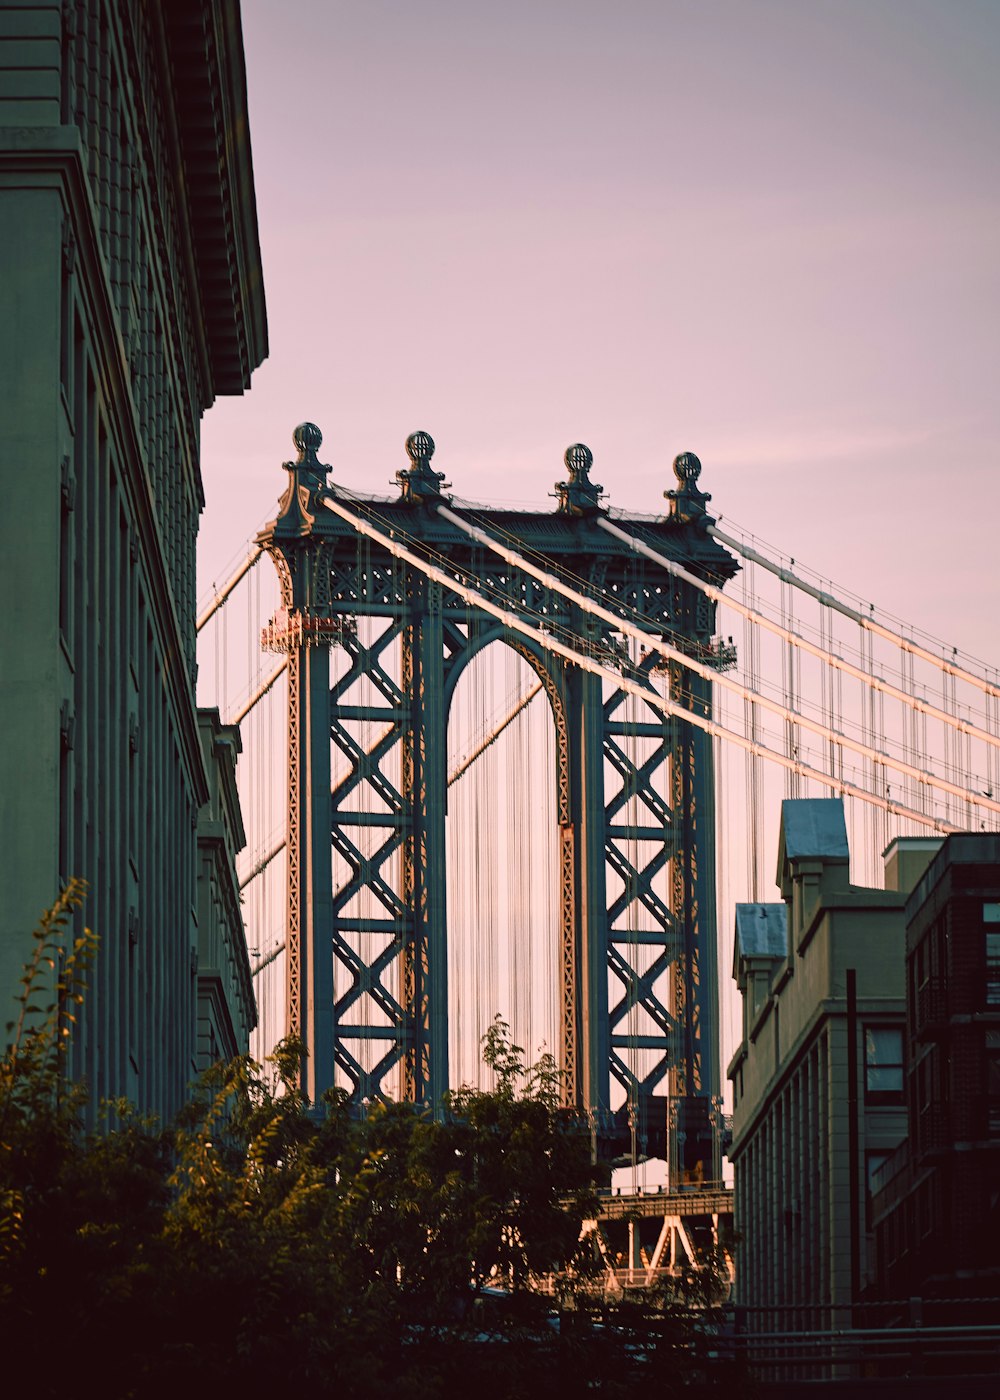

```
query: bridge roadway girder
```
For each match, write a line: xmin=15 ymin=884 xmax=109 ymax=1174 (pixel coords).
xmin=258 ymin=425 xmax=738 ymax=1123
xmin=573 ymin=1186 xmax=735 ymax=1297
xmin=593 ymin=1186 xmax=734 ymax=1222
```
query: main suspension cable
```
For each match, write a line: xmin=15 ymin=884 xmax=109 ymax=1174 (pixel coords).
xmin=317 ymin=492 xmax=963 ymax=832
xmin=598 ymin=517 xmax=1000 ymax=754
xmin=709 ymin=523 xmax=1000 ymax=702
xmin=428 ymin=502 xmax=1000 ymax=819
xmin=196 ymin=544 xmax=263 ymax=633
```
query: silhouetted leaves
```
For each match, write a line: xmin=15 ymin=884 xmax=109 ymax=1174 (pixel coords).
xmin=0 ymin=905 xmax=751 ymax=1397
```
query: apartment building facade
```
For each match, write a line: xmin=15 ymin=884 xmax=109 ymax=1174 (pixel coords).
xmin=874 ymin=834 xmax=1000 ymax=1300
xmin=0 ymin=0 xmax=266 ymax=1118
xmin=727 ymin=801 xmax=935 ymax=1323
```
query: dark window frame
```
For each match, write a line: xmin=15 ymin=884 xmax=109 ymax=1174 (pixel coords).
xmin=864 ymin=1025 xmax=905 ymax=1104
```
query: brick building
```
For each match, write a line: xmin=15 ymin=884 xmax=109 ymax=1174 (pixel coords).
xmin=873 ymin=834 xmax=1000 ymax=1300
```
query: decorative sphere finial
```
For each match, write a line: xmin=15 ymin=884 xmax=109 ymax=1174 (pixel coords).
xmin=276 ymin=422 xmax=329 ymax=526
xmin=665 ymin=450 xmax=712 ymax=526
xmin=555 ymin=442 xmax=603 ymax=516
xmin=293 ymin=422 xmax=323 ymax=459
xmin=405 ymin=430 xmax=435 ymax=465
xmin=564 ymin=442 xmax=593 ymax=477
xmin=672 ymin=451 xmax=702 ymax=485
xmin=398 ymin=431 xmax=447 ymax=503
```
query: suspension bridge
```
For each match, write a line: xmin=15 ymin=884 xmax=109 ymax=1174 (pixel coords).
xmin=196 ymin=423 xmax=1000 ymax=1221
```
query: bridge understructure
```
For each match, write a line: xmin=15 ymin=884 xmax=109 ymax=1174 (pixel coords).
xmin=257 ymin=424 xmax=738 ymax=1166
xmin=581 ymin=1183 xmax=735 ymax=1299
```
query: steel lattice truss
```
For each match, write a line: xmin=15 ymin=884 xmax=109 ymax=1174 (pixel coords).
xmin=258 ymin=426 xmax=737 ymax=1135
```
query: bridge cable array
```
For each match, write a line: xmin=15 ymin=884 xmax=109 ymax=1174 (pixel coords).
xmin=196 ymin=479 xmax=999 ymax=1038
xmin=316 ymin=492 xmax=988 ymax=833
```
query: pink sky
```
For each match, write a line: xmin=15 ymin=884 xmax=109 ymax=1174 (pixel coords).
xmin=200 ymin=0 xmax=1000 ymax=664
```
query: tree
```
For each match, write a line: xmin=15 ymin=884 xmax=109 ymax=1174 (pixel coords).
xmin=0 ymin=900 xmax=752 ymax=1397
xmin=444 ymin=1016 xmax=597 ymax=1291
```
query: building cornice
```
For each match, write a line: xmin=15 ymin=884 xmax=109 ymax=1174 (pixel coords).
xmin=161 ymin=0 xmax=268 ymax=400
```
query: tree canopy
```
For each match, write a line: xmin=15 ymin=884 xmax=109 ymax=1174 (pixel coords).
xmin=0 ymin=888 xmax=749 ymax=1397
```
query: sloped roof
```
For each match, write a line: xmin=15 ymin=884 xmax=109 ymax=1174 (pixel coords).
xmin=778 ymin=797 xmax=849 ymax=871
xmin=735 ymin=903 xmax=788 ymax=960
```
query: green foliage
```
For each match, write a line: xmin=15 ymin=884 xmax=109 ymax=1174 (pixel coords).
xmin=446 ymin=1016 xmax=597 ymax=1291
xmin=0 ymin=879 xmax=98 ymax=1270
xmin=0 ymin=905 xmax=752 ymax=1398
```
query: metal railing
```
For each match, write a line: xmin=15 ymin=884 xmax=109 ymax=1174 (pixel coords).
xmin=727 ymin=1297 xmax=1000 ymax=1382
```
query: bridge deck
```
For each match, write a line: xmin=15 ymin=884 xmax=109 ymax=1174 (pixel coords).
xmin=592 ymin=1185 xmax=733 ymax=1221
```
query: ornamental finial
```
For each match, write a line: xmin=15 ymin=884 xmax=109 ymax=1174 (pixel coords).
xmin=272 ymin=422 xmax=331 ymax=533
xmin=398 ymin=430 xmax=449 ymax=503
xmin=555 ymin=442 xmax=604 ymax=516
xmin=665 ymin=450 xmax=713 ymax=526
xmin=285 ymin=422 xmax=330 ymax=492
xmin=405 ymin=430 xmax=435 ymax=466
xmin=293 ymin=422 xmax=324 ymax=458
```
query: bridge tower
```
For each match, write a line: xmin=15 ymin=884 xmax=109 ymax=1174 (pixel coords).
xmin=259 ymin=424 xmax=737 ymax=1166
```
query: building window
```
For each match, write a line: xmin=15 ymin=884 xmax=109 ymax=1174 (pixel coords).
xmin=865 ymin=1027 xmax=904 ymax=1102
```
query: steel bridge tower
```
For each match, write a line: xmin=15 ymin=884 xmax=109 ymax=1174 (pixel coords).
xmin=259 ymin=424 xmax=737 ymax=1168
